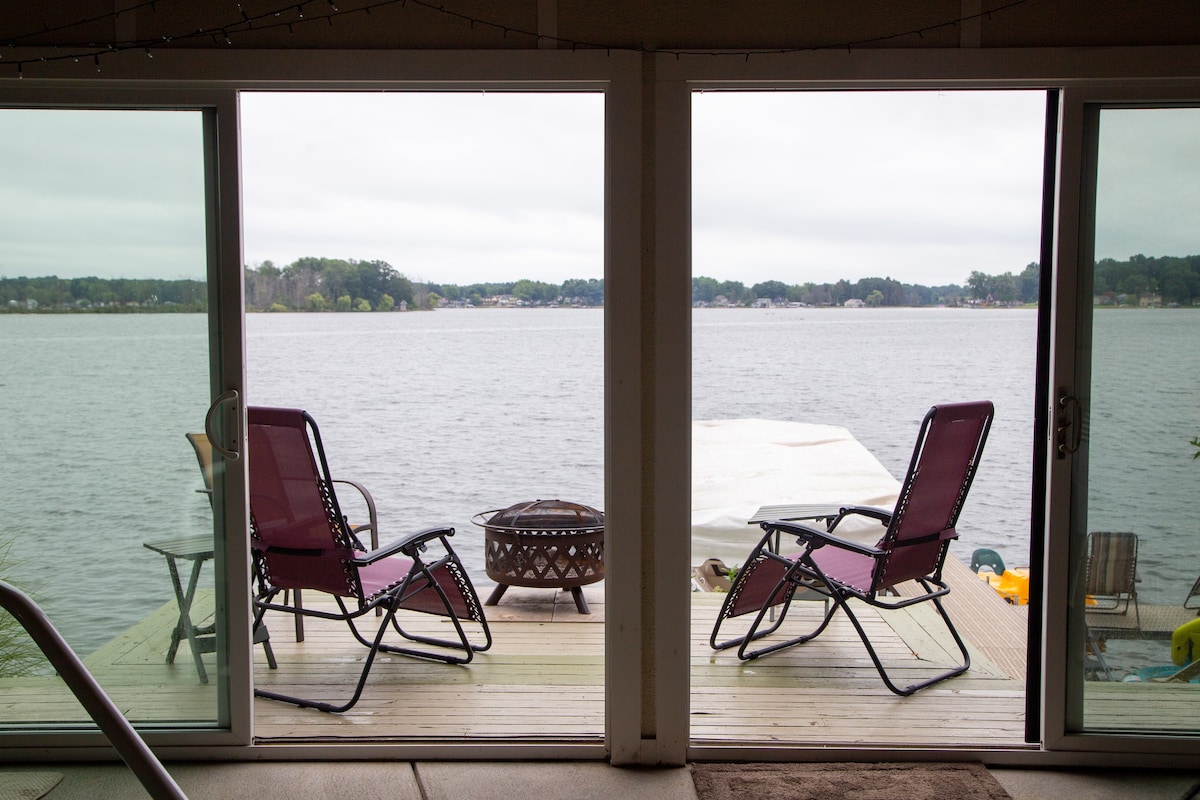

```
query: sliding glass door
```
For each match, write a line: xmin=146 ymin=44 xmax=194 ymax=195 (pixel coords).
xmin=1060 ymin=103 xmax=1200 ymax=737
xmin=689 ymin=89 xmax=1046 ymax=749
xmin=0 ymin=104 xmax=242 ymax=735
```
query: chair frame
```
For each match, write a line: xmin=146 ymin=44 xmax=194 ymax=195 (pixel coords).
xmin=179 ymin=431 xmax=276 ymax=674
xmin=1186 ymin=574 xmax=1200 ymax=611
xmin=709 ymin=401 xmax=993 ymax=696
xmin=192 ymin=427 xmax=381 ymax=643
xmin=248 ymin=407 xmax=492 ymax=713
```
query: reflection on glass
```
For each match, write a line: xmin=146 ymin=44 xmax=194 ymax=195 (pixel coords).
xmin=0 ymin=109 xmax=216 ymax=726
xmin=1078 ymin=107 xmax=1200 ymax=733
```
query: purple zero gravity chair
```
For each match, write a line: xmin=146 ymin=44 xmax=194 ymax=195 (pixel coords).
xmin=247 ymin=406 xmax=492 ymax=713
xmin=709 ymin=401 xmax=994 ymax=696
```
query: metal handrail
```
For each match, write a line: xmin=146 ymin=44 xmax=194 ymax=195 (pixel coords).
xmin=0 ymin=580 xmax=187 ymax=800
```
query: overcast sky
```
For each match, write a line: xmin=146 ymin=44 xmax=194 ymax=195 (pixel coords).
xmin=2 ymin=92 xmax=1198 ymax=287
xmin=0 ymin=107 xmax=207 ymax=281
xmin=240 ymin=91 xmax=604 ymax=286
xmin=692 ymin=90 xmax=1049 ymax=286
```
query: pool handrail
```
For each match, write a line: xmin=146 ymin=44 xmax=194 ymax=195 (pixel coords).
xmin=0 ymin=579 xmax=187 ymax=800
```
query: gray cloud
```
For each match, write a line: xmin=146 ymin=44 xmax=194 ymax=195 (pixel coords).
xmin=8 ymin=92 xmax=1194 ymax=290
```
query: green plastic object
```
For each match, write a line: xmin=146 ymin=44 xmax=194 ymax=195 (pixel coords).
xmin=970 ymin=548 xmax=1006 ymax=575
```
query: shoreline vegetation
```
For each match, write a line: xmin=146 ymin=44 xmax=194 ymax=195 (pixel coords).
xmin=3 ymin=253 xmax=1198 ymax=313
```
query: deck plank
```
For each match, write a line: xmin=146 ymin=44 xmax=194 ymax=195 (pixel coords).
xmin=5 ymin=569 xmax=1186 ymax=744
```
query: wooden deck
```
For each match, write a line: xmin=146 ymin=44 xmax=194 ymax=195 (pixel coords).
xmin=1086 ymin=603 xmax=1200 ymax=641
xmin=2 ymin=559 xmax=1192 ymax=745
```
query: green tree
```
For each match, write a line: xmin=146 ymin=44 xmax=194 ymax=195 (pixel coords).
xmin=751 ymin=280 xmax=789 ymax=301
xmin=378 ymin=293 xmax=395 ymax=312
xmin=563 ymin=277 xmax=604 ymax=305
xmin=513 ymin=279 xmax=557 ymax=304
xmin=355 ymin=298 xmax=372 ymax=312
xmin=717 ymin=280 xmax=748 ymax=305
xmin=993 ymin=272 xmax=1018 ymax=304
xmin=831 ymin=279 xmax=851 ymax=307
xmin=390 ymin=273 xmax=415 ymax=307
xmin=1161 ymin=260 xmax=1194 ymax=305
xmin=1121 ymin=274 xmax=1150 ymax=298
xmin=967 ymin=270 xmax=992 ymax=301
xmin=305 ymin=292 xmax=329 ymax=312
xmin=786 ymin=283 xmax=812 ymax=303
xmin=1013 ymin=263 xmax=1037 ymax=304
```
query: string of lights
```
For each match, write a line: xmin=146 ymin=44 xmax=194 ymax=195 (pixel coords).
xmin=2 ymin=0 xmax=162 ymax=45
xmin=1 ymin=0 xmax=1029 ymax=77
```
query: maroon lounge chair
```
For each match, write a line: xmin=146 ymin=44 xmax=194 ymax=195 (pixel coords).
xmin=709 ymin=401 xmax=994 ymax=696
xmin=248 ymin=406 xmax=491 ymax=712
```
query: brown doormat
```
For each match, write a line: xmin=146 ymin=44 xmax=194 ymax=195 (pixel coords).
xmin=691 ymin=762 xmax=1012 ymax=800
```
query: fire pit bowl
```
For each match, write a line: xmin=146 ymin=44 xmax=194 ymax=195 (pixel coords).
xmin=471 ymin=499 xmax=605 ymax=614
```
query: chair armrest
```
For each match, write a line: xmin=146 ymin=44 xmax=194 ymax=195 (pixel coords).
xmin=351 ymin=526 xmax=456 ymax=565
xmin=832 ymin=505 xmax=893 ymax=527
xmin=762 ymin=519 xmax=884 ymax=558
xmin=333 ymin=479 xmax=379 ymax=549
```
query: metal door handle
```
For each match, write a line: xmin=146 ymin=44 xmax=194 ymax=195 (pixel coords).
xmin=1055 ymin=390 xmax=1082 ymax=459
xmin=204 ymin=389 xmax=241 ymax=461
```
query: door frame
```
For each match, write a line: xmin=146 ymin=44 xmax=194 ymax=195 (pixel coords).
xmin=0 ymin=88 xmax=251 ymax=749
xmin=1042 ymin=83 xmax=1200 ymax=756
xmin=3 ymin=46 xmax=1200 ymax=765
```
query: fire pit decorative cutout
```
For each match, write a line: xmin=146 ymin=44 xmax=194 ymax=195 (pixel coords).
xmin=472 ymin=499 xmax=604 ymax=614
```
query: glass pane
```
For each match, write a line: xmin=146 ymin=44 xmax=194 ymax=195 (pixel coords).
xmin=1075 ymin=107 xmax=1200 ymax=733
xmin=691 ymin=90 xmax=1046 ymax=747
xmin=239 ymin=92 xmax=605 ymax=738
xmin=0 ymin=109 xmax=221 ymax=727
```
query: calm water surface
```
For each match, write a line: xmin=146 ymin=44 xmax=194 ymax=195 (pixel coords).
xmin=693 ymin=307 xmax=1036 ymax=565
xmin=2 ymin=307 xmax=1193 ymax=669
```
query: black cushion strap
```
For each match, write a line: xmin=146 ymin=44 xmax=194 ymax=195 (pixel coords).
xmin=890 ymin=527 xmax=956 ymax=548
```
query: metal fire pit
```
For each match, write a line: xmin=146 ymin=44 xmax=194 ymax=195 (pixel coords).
xmin=472 ymin=499 xmax=604 ymax=614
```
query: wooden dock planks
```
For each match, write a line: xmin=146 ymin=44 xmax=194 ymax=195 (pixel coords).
xmin=2 ymin=567 xmax=1189 ymax=745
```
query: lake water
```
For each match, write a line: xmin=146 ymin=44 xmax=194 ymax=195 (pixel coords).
xmin=1 ymin=307 xmax=1194 ymax=672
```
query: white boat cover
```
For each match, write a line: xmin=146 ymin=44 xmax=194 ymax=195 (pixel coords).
xmin=692 ymin=419 xmax=901 ymax=566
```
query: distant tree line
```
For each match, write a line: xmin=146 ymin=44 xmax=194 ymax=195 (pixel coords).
xmin=5 ymin=253 xmax=1198 ymax=313
xmin=694 ymin=275 xmax=971 ymax=307
xmin=697 ymin=263 xmax=1041 ymax=308
xmin=0 ymin=275 xmax=206 ymax=311
xmin=1093 ymin=253 xmax=1200 ymax=306
xmin=696 ymin=256 xmax=1197 ymax=307
xmin=245 ymin=258 xmax=415 ymax=312
xmin=0 ymin=259 xmax=606 ymax=313
xmin=427 ymin=277 xmax=605 ymax=307
xmin=246 ymin=259 xmax=606 ymax=311
xmin=966 ymin=263 xmax=1041 ymax=306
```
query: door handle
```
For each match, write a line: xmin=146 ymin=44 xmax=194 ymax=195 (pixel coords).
xmin=1055 ymin=390 xmax=1082 ymax=459
xmin=204 ymin=389 xmax=241 ymax=461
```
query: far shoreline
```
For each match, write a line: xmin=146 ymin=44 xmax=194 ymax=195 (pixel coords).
xmin=10 ymin=302 xmax=1200 ymax=316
